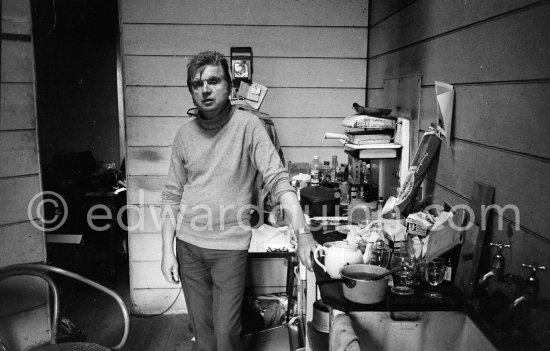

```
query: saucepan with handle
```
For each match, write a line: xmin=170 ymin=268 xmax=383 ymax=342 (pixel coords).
xmin=317 ymin=264 xmax=400 ymax=304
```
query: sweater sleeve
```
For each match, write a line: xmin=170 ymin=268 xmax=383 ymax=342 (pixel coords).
xmin=160 ymin=131 xmax=187 ymax=218
xmin=248 ymin=116 xmax=294 ymax=202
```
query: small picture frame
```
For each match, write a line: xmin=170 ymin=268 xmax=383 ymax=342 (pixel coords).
xmin=230 ymin=47 xmax=253 ymax=90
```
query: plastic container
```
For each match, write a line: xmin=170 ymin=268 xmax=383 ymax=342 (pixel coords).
xmin=309 ymin=156 xmax=322 ymax=185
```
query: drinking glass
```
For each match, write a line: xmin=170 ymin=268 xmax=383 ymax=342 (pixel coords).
xmin=368 ymin=246 xmax=390 ymax=268
xmin=424 ymin=258 xmax=446 ymax=298
xmin=390 ymin=251 xmax=416 ymax=295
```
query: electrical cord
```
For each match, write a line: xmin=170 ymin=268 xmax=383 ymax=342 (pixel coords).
xmin=130 ymin=287 xmax=183 ymax=318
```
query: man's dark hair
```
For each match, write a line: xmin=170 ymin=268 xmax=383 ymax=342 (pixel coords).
xmin=187 ymin=51 xmax=232 ymax=93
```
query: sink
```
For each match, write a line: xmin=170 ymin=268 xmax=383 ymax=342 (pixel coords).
xmin=349 ymin=311 xmax=497 ymax=351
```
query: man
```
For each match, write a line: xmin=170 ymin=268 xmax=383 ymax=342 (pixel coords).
xmin=160 ymin=51 xmax=317 ymax=351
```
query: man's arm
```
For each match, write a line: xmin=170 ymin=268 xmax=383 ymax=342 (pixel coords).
xmin=278 ymin=191 xmax=318 ymax=271
xmin=160 ymin=131 xmax=186 ymax=284
xmin=161 ymin=215 xmax=180 ymax=284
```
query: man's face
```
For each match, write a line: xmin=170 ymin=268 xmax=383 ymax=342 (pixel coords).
xmin=190 ymin=65 xmax=230 ymax=118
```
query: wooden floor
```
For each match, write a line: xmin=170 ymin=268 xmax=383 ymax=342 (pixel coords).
xmin=56 ymin=259 xmax=328 ymax=351
xmin=56 ymin=260 xmax=194 ymax=351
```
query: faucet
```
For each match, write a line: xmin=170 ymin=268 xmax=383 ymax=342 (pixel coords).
xmin=478 ymin=242 xmax=511 ymax=285
xmin=510 ymin=263 xmax=546 ymax=310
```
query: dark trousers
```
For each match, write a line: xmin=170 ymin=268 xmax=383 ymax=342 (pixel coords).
xmin=176 ymin=239 xmax=248 ymax=351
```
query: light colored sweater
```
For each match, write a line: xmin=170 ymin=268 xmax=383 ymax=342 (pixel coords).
xmin=161 ymin=104 xmax=294 ymax=250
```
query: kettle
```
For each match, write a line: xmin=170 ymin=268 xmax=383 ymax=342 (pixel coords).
xmin=313 ymin=241 xmax=363 ymax=278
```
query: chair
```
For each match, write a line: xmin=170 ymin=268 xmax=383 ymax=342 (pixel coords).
xmin=0 ymin=263 xmax=130 ymax=350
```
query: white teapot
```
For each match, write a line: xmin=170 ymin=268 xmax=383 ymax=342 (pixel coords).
xmin=314 ymin=241 xmax=363 ymax=278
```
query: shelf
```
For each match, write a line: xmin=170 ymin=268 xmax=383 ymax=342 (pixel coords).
xmin=340 ymin=140 xmax=402 ymax=159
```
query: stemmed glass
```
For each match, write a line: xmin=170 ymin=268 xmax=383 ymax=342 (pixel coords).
xmin=390 ymin=250 xmax=416 ymax=295
xmin=424 ymin=258 xmax=446 ymax=298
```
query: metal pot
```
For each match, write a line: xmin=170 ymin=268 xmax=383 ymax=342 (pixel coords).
xmin=339 ymin=264 xmax=390 ymax=304
xmin=299 ymin=186 xmax=339 ymax=217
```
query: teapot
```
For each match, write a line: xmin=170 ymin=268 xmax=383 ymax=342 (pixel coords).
xmin=314 ymin=241 xmax=363 ymax=278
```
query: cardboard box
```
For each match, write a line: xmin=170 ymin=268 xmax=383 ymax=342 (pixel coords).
xmin=405 ymin=212 xmax=434 ymax=236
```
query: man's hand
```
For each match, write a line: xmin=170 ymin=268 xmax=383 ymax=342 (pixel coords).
xmin=161 ymin=251 xmax=180 ymax=284
xmin=297 ymin=233 xmax=319 ymax=271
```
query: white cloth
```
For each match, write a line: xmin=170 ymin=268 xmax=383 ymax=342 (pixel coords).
xmin=329 ymin=314 xmax=361 ymax=351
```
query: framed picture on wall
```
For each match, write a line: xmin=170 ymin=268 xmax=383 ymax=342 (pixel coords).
xmin=230 ymin=47 xmax=253 ymax=90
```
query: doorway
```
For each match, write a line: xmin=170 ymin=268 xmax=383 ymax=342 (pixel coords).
xmin=31 ymin=0 xmax=127 ymax=285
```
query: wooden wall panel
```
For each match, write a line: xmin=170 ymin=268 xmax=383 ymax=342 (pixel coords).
xmin=131 ymin=288 xmax=187 ymax=314
xmin=129 ymin=233 xmax=162 ymax=261
xmin=368 ymin=5 xmax=550 ymax=87
xmin=1 ymin=0 xmax=32 ymax=35
xmin=258 ymin=88 xmax=365 ymax=118
xmin=122 ymin=25 xmax=367 ymax=58
xmin=0 ymin=276 xmax=48 ymax=316
xmin=127 ymin=175 xmax=166 ymax=205
xmin=0 ymin=176 xmax=41 ymax=225
xmin=273 ymin=118 xmax=347 ymax=147
xmin=127 ymin=205 xmax=161 ymax=234
xmin=121 ymin=0 xmax=368 ymax=27
xmin=127 ymin=146 xmax=171 ymax=176
xmin=431 ymin=143 xmax=549 ymax=237
xmin=0 ymin=222 xmax=45 ymax=265
xmin=124 ymin=87 xmax=191 ymax=117
xmin=0 ymin=130 xmax=39 ymax=177
xmin=0 ymin=0 xmax=48 ymax=347
xmin=369 ymin=0 xmax=538 ymax=57
xmin=132 ymin=261 xmax=176 ymax=289
xmin=369 ymin=0 xmax=415 ymax=25
xmin=125 ymin=56 xmax=367 ymax=88
xmin=417 ymin=83 xmax=550 ymax=158
xmin=0 ymin=83 xmax=36 ymax=130
xmin=126 ymin=117 xmax=189 ymax=146
xmin=0 ymin=40 xmax=33 ymax=83
xmin=0 ymin=306 xmax=50 ymax=350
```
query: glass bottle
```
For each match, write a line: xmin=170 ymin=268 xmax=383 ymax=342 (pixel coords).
xmin=309 ymin=156 xmax=322 ymax=186
xmin=322 ymin=161 xmax=331 ymax=182
xmin=330 ymin=156 xmax=338 ymax=182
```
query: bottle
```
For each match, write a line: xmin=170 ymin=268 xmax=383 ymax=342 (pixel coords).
xmin=377 ymin=197 xmax=384 ymax=214
xmin=339 ymin=181 xmax=350 ymax=206
xmin=342 ymin=164 xmax=349 ymax=182
xmin=349 ymin=184 xmax=358 ymax=200
xmin=362 ymin=162 xmax=372 ymax=201
xmin=444 ymin=257 xmax=453 ymax=282
xmin=309 ymin=156 xmax=322 ymax=186
xmin=330 ymin=156 xmax=338 ymax=181
xmin=322 ymin=161 xmax=331 ymax=182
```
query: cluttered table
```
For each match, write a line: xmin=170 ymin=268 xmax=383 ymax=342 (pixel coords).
xmin=311 ymin=228 xmax=465 ymax=313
